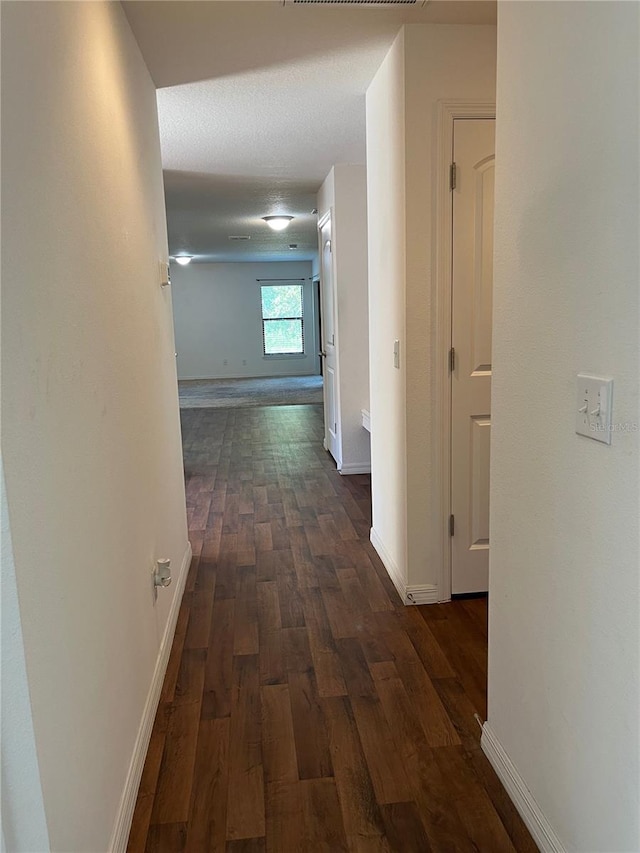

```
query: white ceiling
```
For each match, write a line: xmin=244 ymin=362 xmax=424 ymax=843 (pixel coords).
xmin=123 ymin=1 xmax=496 ymax=263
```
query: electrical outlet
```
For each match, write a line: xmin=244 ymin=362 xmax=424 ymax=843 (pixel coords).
xmin=242 ymin=359 xmax=247 ymax=366
xmin=158 ymin=260 xmax=171 ymax=288
xmin=223 ymin=359 xmax=228 ymax=366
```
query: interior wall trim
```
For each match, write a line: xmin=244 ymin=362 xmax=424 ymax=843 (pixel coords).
xmin=109 ymin=541 xmax=193 ymax=853
xmin=371 ymin=526 xmax=406 ymax=602
xmin=405 ymin=584 xmax=439 ymax=605
xmin=481 ymin=722 xmax=566 ymax=853
xmin=339 ymin=463 xmax=372 ymax=475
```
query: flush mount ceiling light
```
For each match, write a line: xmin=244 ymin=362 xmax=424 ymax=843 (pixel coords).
xmin=262 ymin=215 xmax=294 ymax=232
xmin=175 ymin=256 xmax=192 ymax=266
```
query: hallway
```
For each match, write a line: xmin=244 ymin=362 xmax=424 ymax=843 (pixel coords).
xmin=128 ymin=404 xmax=534 ymax=852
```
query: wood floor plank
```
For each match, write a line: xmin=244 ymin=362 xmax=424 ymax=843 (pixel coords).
xmin=301 ymin=778 xmax=349 ymax=852
xmin=288 ymin=669 xmax=333 ymax=780
xmin=261 ymin=683 xmax=298 ymax=784
xmin=150 ymin=701 xmax=201 ymax=825
xmin=202 ymin=599 xmax=235 ymax=720
xmin=226 ymin=680 xmax=265 ymax=841
xmin=322 ymin=696 xmax=389 ymax=850
xmin=159 ymin=597 xmax=191 ymax=704
xmin=379 ymin=802 xmax=433 ymax=852
xmin=226 ymin=838 xmax=266 ymax=852
xmin=233 ymin=565 xmax=259 ymax=656
xmin=257 ymin=629 xmax=286 ymax=687
xmin=382 ymin=629 xmax=461 ymax=748
xmin=257 ymin=580 xmax=281 ymax=631
xmin=441 ymin=746 xmax=518 ymax=852
xmin=277 ymin=568 xmax=306 ymax=629
xmin=349 ymin=693 xmax=414 ymax=805
xmin=184 ymin=718 xmax=229 ymax=853
xmin=144 ymin=822 xmax=187 ymax=853
xmin=265 ymin=781 xmax=304 ymax=853
xmin=254 ymin=522 xmax=273 ymax=552
xmin=130 ymin=405 xmax=535 ymax=853
xmin=282 ymin=626 xmax=314 ymax=675
xmin=307 ymin=632 xmax=348 ymax=698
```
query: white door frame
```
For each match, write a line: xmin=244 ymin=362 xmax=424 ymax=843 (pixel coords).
xmin=433 ymin=100 xmax=496 ymax=602
xmin=317 ymin=207 xmax=341 ymax=461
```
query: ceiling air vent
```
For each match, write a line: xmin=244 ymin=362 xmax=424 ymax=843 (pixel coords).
xmin=228 ymin=235 xmax=251 ymax=241
xmin=286 ymin=0 xmax=426 ymax=5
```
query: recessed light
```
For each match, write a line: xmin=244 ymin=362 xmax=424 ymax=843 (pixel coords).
xmin=175 ymin=256 xmax=192 ymax=265
xmin=262 ymin=215 xmax=294 ymax=232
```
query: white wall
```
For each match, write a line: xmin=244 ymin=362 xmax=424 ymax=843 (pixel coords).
xmin=1 ymin=3 xmax=189 ymax=850
xmin=1 ymin=467 xmax=50 ymax=853
xmin=318 ymin=165 xmax=371 ymax=474
xmin=171 ymin=261 xmax=319 ymax=379
xmin=366 ymin=32 xmax=407 ymax=584
xmin=366 ymin=25 xmax=496 ymax=593
xmin=487 ymin=2 xmax=640 ymax=850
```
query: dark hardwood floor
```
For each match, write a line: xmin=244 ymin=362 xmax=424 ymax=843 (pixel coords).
xmin=128 ymin=404 xmax=536 ymax=852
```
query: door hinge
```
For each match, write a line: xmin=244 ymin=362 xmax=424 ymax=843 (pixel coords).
xmin=449 ymin=514 xmax=455 ymax=536
xmin=449 ymin=162 xmax=457 ymax=191
xmin=449 ymin=347 xmax=456 ymax=372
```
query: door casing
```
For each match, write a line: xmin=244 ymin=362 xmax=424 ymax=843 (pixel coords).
xmin=433 ymin=100 xmax=496 ymax=602
xmin=317 ymin=208 xmax=341 ymax=466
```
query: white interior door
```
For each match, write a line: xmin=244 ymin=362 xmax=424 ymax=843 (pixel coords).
xmin=451 ymin=118 xmax=495 ymax=595
xmin=319 ymin=213 xmax=340 ymax=465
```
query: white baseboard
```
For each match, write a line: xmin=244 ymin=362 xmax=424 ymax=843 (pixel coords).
xmin=370 ymin=527 xmax=406 ymax=601
xmin=178 ymin=372 xmax=317 ymax=382
xmin=339 ymin=462 xmax=371 ymax=475
xmin=481 ymin=723 xmax=565 ymax=853
xmin=370 ymin=528 xmax=438 ymax=606
xmin=405 ymin=584 xmax=439 ymax=605
xmin=109 ymin=541 xmax=192 ymax=853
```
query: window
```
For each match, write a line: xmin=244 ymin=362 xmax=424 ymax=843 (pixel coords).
xmin=261 ymin=284 xmax=304 ymax=356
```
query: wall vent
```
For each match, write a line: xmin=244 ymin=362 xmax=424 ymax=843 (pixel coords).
xmin=228 ymin=235 xmax=251 ymax=241
xmin=286 ymin=0 xmax=426 ymax=5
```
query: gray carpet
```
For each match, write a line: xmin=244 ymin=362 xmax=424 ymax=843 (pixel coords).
xmin=178 ymin=375 xmax=323 ymax=409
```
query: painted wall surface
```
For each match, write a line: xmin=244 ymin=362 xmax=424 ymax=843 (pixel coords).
xmin=404 ymin=24 xmax=496 ymax=589
xmin=365 ymin=32 xmax=407 ymax=581
xmin=366 ymin=25 xmax=496 ymax=588
xmin=1 ymin=467 xmax=50 ymax=853
xmin=318 ymin=165 xmax=371 ymax=473
xmin=171 ymin=261 xmax=318 ymax=379
xmin=1 ymin=3 xmax=189 ymax=850
xmin=488 ymin=2 xmax=640 ymax=850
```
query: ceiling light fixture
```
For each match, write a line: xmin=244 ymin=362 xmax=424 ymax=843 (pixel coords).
xmin=175 ymin=256 xmax=192 ymax=266
xmin=262 ymin=215 xmax=294 ymax=232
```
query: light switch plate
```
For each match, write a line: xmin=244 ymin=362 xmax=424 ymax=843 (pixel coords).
xmin=575 ymin=374 xmax=613 ymax=445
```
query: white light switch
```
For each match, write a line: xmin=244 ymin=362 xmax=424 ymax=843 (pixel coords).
xmin=393 ymin=339 xmax=400 ymax=369
xmin=575 ymin=374 xmax=613 ymax=445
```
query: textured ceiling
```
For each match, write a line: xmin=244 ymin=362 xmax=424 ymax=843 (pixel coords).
xmin=123 ymin=1 xmax=497 ymax=263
